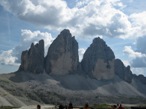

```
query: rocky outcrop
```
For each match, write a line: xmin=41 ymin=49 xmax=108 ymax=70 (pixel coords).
xmin=19 ymin=40 xmax=44 ymax=74
xmin=17 ymin=29 xmax=146 ymax=85
xmin=114 ymin=59 xmax=133 ymax=83
xmin=80 ymin=37 xmax=115 ymax=80
xmin=45 ymin=29 xmax=79 ymax=75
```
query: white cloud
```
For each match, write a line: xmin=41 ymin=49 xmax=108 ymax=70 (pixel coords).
xmin=0 ymin=30 xmax=53 ymax=65
xmin=130 ymin=11 xmax=146 ymax=26
xmin=0 ymin=50 xmax=19 ymax=66
xmin=123 ymin=46 xmax=146 ymax=58
xmin=20 ymin=29 xmax=54 ymax=56
xmin=75 ymin=0 xmax=90 ymax=8
xmin=129 ymin=11 xmax=146 ymax=38
xmin=68 ymin=0 xmax=137 ymax=39
xmin=0 ymin=0 xmax=72 ymax=27
xmin=0 ymin=0 xmax=137 ymax=39
xmin=78 ymin=48 xmax=86 ymax=61
xmin=131 ymin=36 xmax=146 ymax=68
xmin=1 ymin=0 xmax=146 ymax=40
xmin=131 ymin=68 xmax=146 ymax=76
xmin=123 ymin=36 xmax=146 ymax=68
xmin=1 ymin=0 xmax=146 ymax=69
xmin=122 ymin=60 xmax=130 ymax=66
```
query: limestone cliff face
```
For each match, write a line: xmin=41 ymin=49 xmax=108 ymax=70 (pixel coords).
xmin=19 ymin=40 xmax=44 ymax=74
xmin=17 ymin=29 xmax=146 ymax=85
xmin=45 ymin=29 xmax=79 ymax=75
xmin=81 ymin=37 xmax=115 ymax=80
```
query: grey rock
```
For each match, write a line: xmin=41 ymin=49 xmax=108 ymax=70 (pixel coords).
xmin=80 ymin=37 xmax=115 ymax=80
xmin=137 ymin=75 xmax=146 ymax=84
xmin=17 ymin=29 xmax=146 ymax=86
xmin=19 ymin=40 xmax=44 ymax=74
xmin=114 ymin=59 xmax=133 ymax=83
xmin=45 ymin=29 xmax=79 ymax=75
xmin=133 ymin=74 xmax=146 ymax=85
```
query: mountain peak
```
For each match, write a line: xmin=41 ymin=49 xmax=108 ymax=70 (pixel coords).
xmin=60 ymin=29 xmax=70 ymax=34
xmin=45 ymin=29 xmax=79 ymax=75
xmin=18 ymin=39 xmax=44 ymax=74
xmin=93 ymin=37 xmax=105 ymax=44
xmin=18 ymin=29 xmax=144 ymax=84
xmin=81 ymin=37 xmax=115 ymax=80
xmin=59 ymin=29 xmax=72 ymax=38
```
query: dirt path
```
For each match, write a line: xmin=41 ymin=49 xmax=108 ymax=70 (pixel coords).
xmin=13 ymin=104 xmax=55 ymax=109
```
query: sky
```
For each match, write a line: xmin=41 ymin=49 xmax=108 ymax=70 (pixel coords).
xmin=0 ymin=0 xmax=146 ymax=76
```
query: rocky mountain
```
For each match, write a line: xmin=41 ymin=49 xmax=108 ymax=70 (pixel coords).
xmin=18 ymin=40 xmax=44 ymax=74
xmin=45 ymin=29 xmax=79 ymax=75
xmin=80 ymin=37 xmax=115 ymax=80
xmin=17 ymin=29 xmax=146 ymax=86
xmin=1 ymin=29 xmax=146 ymax=106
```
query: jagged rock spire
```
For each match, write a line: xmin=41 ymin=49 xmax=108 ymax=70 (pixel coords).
xmin=45 ymin=29 xmax=79 ymax=75
xmin=114 ymin=59 xmax=133 ymax=83
xmin=81 ymin=37 xmax=115 ymax=80
xmin=17 ymin=30 xmax=136 ymax=84
xmin=19 ymin=40 xmax=44 ymax=74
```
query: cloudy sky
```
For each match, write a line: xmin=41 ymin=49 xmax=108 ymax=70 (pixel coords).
xmin=0 ymin=0 xmax=146 ymax=76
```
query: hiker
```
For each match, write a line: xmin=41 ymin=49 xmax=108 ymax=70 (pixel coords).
xmin=59 ymin=104 xmax=64 ymax=109
xmin=37 ymin=105 xmax=41 ymax=109
xmin=68 ymin=102 xmax=73 ymax=109
xmin=118 ymin=104 xmax=124 ymax=109
xmin=111 ymin=105 xmax=117 ymax=109
xmin=84 ymin=103 xmax=90 ymax=109
xmin=64 ymin=105 xmax=67 ymax=109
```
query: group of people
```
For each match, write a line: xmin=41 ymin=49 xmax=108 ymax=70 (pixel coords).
xmin=36 ymin=102 xmax=74 ymax=109
xmin=59 ymin=102 xmax=73 ymax=109
xmin=58 ymin=102 xmax=90 ymax=109
xmin=37 ymin=103 xmax=124 ymax=109
xmin=111 ymin=104 xmax=124 ymax=109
